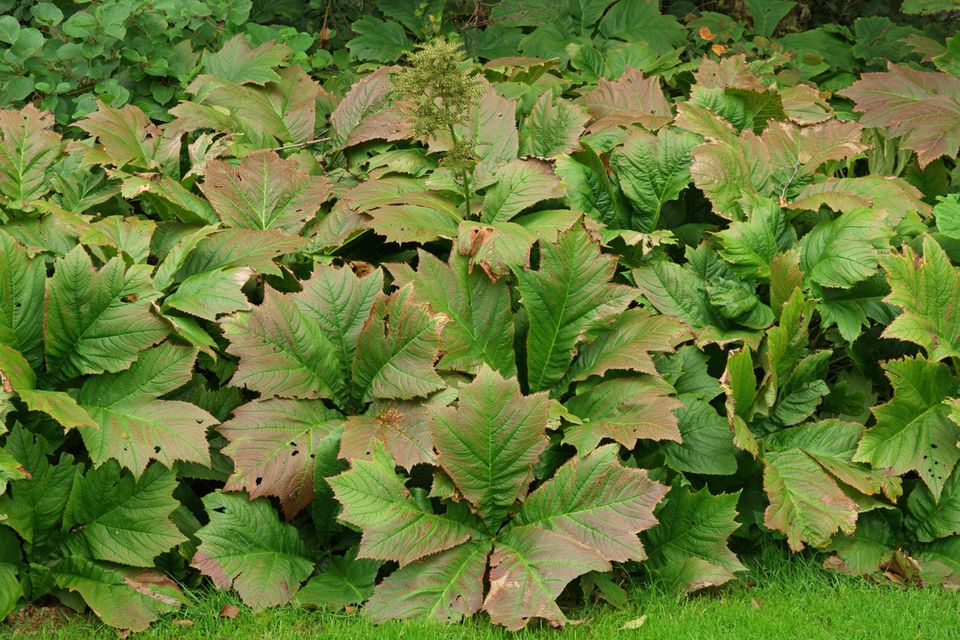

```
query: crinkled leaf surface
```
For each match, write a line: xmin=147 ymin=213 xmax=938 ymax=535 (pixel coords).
xmin=881 ymin=236 xmax=960 ymax=362
xmin=192 ymin=491 xmax=314 ymax=609
xmin=0 ymin=344 xmax=97 ymax=430
xmin=644 ymin=482 xmax=745 ymax=592
xmin=390 ymin=250 xmax=515 ymax=375
xmin=431 ymin=367 xmax=549 ymax=527
xmin=855 ymin=357 xmax=960 ymax=501
xmin=63 ymin=461 xmax=186 ymax=567
xmin=515 ymin=223 xmax=635 ymax=392
xmin=44 ymin=247 xmax=168 ymax=383
xmin=0 ymin=105 xmax=61 ymax=210
xmin=220 ymin=399 xmax=344 ymax=518
xmin=0 ymin=232 xmax=44 ymax=368
xmin=329 ymin=445 xmax=475 ymax=565
xmin=77 ymin=343 xmax=217 ymax=474
xmin=202 ymin=151 xmax=331 ymax=233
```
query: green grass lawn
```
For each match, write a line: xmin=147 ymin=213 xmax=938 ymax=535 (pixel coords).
xmin=6 ymin=548 xmax=959 ymax=640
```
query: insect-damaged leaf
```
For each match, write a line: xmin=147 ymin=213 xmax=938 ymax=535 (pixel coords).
xmin=855 ymin=357 xmax=960 ymax=501
xmin=77 ymin=343 xmax=217 ymax=475
xmin=192 ymin=491 xmax=314 ymax=609
xmin=219 ymin=399 xmax=343 ymax=518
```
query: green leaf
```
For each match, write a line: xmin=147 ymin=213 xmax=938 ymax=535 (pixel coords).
xmin=77 ymin=343 xmax=217 ymax=475
xmin=297 ymin=547 xmax=381 ymax=611
xmin=799 ymin=209 xmax=891 ymax=288
xmin=352 ymin=286 xmax=446 ymax=403
xmin=0 ymin=344 xmax=98 ymax=430
xmin=744 ymin=0 xmax=796 ymax=37
xmin=715 ymin=199 xmax=795 ymax=279
xmin=610 ymin=128 xmax=698 ymax=232
xmin=192 ymin=491 xmax=314 ymax=609
xmin=566 ymin=308 xmax=689 ymax=384
xmin=907 ymin=465 xmax=960 ymax=543
xmin=44 ymin=247 xmax=168 ymax=383
xmin=54 ymin=559 xmax=185 ymax=631
xmin=0 ymin=16 xmax=19 ymax=44
xmin=881 ymin=236 xmax=960 ymax=362
xmin=0 ymin=426 xmax=78 ymax=548
xmin=514 ymin=444 xmax=668 ymax=562
xmin=431 ymin=366 xmax=549 ymax=526
xmin=935 ymin=194 xmax=960 ymax=239
xmin=348 ymin=16 xmax=411 ymax=63
xmin=63 ymin=462 xmax=186 ymax=567
xmin=203 ymin=34 xmax=292 ymax=85
xmin=644 ymin=482 xmax=745 ymax=592
xmin=0 ymin=105 xmax=62 ymax=209
xmin=364 ymin=540 xmax=490 ymax=623
xmin=519 ymin=93 xmax=588 ymax=158
xmin=0 ymin=561 xmax=20 ymax=620
xmin=662 ymin=400 xmax=739 ymax=476
xmin=516 ymin=223 xmax=635 ymax=392
xmin=481 ymin=159 xmax=564 ymax=224
xmin=219 ymin=399 xmax=343 ymax=518
xmin=0 ymin=232 xmax=43 ymax=368
xmin=563 ymin=377 xmax=681 ymax=453
xmin=329 ymin=444 xmax=476 ymax=565
xmin=390 ymin=250 xmax=516 ymax=376
xmin=75 ymin=102 xmax=166 ymax=169
xmin=163 ymin=267 xmax=253 ymax=321
xmin=855 ymin=357 xmax=959 ymax=501
xmin=201 ymin=151 xmax=331 ymax=233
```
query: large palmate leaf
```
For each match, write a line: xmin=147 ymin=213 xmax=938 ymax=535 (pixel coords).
xmin=764 ymin=420 xmax=898 ymax=551
xmin=514 ymin=445 xmax=668 ymax=562
xmin=484 ymin=525 xmax=608 ymax=630
xmin=515 ymin=223 xmax=635 ymax=392
xmin=881 ymin=236 xmax=960 ymax=362
xmin=364 ymin=540 xmax=489 ymax=623
xmin=481 ymin=159 xmax=564 ymax=224
xmin=0 ymin=426 xmax=78 ymax=549
xmin=519 ymin=93 xmax=588 ymax=158
xmin=0 ymin=232 xmax=44 ymax=368
xmin=486 ymin=446 xmax=667 ymax=629
xmin=565 ymin=308 xmax=689 ymax=384
xmin=351 ymin=286 xmax=446 ymax=403
xmin=76 ymin=343 xmax=217 ymax=474
xmin=799 ymin=208 xmax=891 ymax=288
xmin=54 ymin=559 xmax=185 ymax=631
xmin=330 ymin=67 xmax=409 ymax=148
xmin=201 ymin=151 xmax=331 ymax=233
xmin=202 ymin=34 xmax=292 ymax=86
xmin=715 ymin=199 xmax=795 ymax=280
xmin=192 ymin=491 xmax=314 ymax=609
xmin=431 ymin=367 xmax=549 ymax=526
xmin=297 ymin=547 xmax=381 ymax=611
xmin=330 ymin=445 xmax=476 ymax=565
xmin=644 ymin=482 xmax=745 ymax=593
xmin=855 ymin=357 xmax=960 ymax=500
xmin=44 ymin=247 xmax=168 ymax=383
xmin=75 ymin=102 xmax=171 ymax=170
xmin=0 ymin=105 xmax=61 ymax=210
xmin=908 ymin=466 xmax=960 ymax=543
xmin=841 ymin=64 xmax=960 ymax=167
xmin=563 ymin=377 xmax=682 ymax=453
xmin=340 ymin=399 xmax=440 ymax=469
xmin=390 ymin=250 xmax=516 ymax=375
xmin=220 ymin=399 xmax=343 ymax=518
xmin=0 ymin=344 xmax=97 ymax=430
xmin=62 ymin=462 xmax=185 ymax=567
xmin=610 ymin=127 xmax=698 ymax=231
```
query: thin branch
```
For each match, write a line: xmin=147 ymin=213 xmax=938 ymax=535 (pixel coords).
xmin=270 ymin=137 xmax=332 ymax=152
